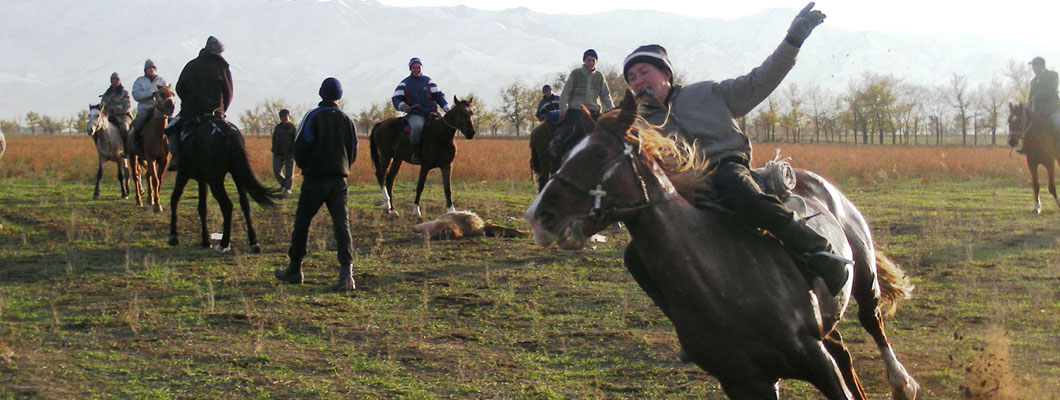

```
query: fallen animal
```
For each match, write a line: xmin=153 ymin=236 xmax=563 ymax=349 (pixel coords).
xmin=413 ymin=211 xmax=528 ymax=240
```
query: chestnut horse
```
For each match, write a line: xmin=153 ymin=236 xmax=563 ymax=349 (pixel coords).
xmin=369 ymin=97 xmax=475 ymax=217
xmin=86 ymin=104 xmax=131 ymax=200
xmin=130 ymin=85 xmax=175 ymax=212
xmin=526 ymin=92 xmax=919 ymax=399
xmin=1008 ymin=102 xmax=1060 ymax=214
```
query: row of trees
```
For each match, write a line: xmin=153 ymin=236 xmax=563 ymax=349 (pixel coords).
xmin=5 ymin=61 xmax=1035 ymax=145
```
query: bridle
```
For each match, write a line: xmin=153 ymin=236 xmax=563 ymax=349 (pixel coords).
xmin=440 ymin=104 xmax=473 ymax=135
xmin=549 ymin=138 xmax=674 ymax=222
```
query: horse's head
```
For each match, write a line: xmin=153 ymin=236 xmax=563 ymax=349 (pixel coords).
xmin=153 ymin=85 xmax=176 ymax=117
xmin=1008 ymin=102 xmax=1028 ymax=148
xmin=525 ymin=89 xmax=691 ymax=250
xmin=446 ymin=96 xmax=476 ymax=139
xmin=87 ymin=104 xmax=104 ymax=136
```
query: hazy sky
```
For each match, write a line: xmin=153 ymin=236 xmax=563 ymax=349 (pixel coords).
xmin=375 ymin=0 xmax=1055 ymax=44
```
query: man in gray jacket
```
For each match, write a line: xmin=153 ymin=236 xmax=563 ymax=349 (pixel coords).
xmin=130 ymin=59 xmax=167 ymax=154
xmin=621 ymin=3 xmax=846 ymax=295
xmin=548 ymin=49 xmax=614 ymax=157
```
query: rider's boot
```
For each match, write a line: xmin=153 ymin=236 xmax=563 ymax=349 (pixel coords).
xmin=166 ymin=134 xmax=180 ymax=171
xmin=274 ymin=260 xmax=303 ymax=284
xmin=775 ymin=219 xmax=851 ymax=295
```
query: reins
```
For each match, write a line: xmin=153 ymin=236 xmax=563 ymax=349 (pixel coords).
xmin=550 ymin=142 xmax=675 ymax=222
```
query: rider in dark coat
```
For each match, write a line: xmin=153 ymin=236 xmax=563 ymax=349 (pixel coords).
xmin=622 ymin=3 xmax=847 ymax=296
xmin=536 ymin=84 xmax=561 ymax=125
xmin=166 ymin=36 xmax=233 ymax=171
xmin=100 ymin=72 xmax=132 ymax=156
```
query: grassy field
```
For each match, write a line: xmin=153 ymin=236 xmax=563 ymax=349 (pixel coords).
xmin=1 ymin=135 xmax=1059 ymax=399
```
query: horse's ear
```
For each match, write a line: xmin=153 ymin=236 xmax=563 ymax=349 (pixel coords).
xmin=453 ymin=95 xmax=460 ymax=104
xmin=617 ymin=89 xmax=637 ymax=131
xmin=466 ymin=96 xmax=474 ymax=107
xmin=577 ymin=105 xmax=597 ymax=130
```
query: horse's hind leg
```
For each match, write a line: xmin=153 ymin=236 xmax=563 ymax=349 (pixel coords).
xmin=168 ymin=172 xmax=191 ymax=246
xmin=385 ymin=159 xmax=402 ymax=215
xmin=118 ymin=160 xmax=130 ymax=199
xmin=233 ymin=181 xmax=261 ymax=253
xmin=412 ymin=167 xmax=430 ymax=218
xmin=94 ymin=159 xmax=104 ymax=199
xmin=207 ymin=179 xmax=233 ymax=254
xmin=1047 ymin=160 xmax=1060 ymax=210
xmin=131 ymin=156 xmax=144 ymax=207
xmin=853 ymin=266 xmax=919 ymax=399
xmin=377 ymin=158 xmax=395 ymax=213
xmin=1030 ymin=161 xmax=1043 ymax=214
xmin=441 ymin=165 xmax=455 ymax=213
xmin=822 ymin=330 xmax=868 ymax=400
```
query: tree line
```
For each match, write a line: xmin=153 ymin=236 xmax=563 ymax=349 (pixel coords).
xmin=4 ymin=60 xmax=1033 ymax=146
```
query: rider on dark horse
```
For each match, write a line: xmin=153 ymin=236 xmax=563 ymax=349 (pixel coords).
xmin=622 ymin=2 xmax=848 ymax=296
xmin=165 ymin=36 xmax=233 ymax=171
xmin=392 ymin=57 xmax=450 ymax=165
xmin=1028 ymin=56 xmax=1060 ymax=149
xmin=548 ymin=49 xmax=614 ymax=158
xmin=536 ymin=84 xmax=561 ymax=127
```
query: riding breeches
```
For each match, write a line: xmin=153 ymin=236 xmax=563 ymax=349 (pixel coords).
xmin=407 ymin=114 xmax=426 ymax=145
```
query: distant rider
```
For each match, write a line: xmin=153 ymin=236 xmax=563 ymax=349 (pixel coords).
xmin=1028 ymin=56 xmax=1060 ymax=135
xmin=100 ymin=72 xmax=132 ymax=157
xmin=166 ymin=36 xmax=233 ymax=171
xmin=548 ymin=49 xmax=614 ymax=157
xmin=621 ymin=3 xmax=848 ymax=296
xmin=392 ymin=57 xmax=450 ymax=165
xmin=536 ymin=84 xmax=561 ymax=126
xmin=130 ymin=59 xmax=167 ymax=155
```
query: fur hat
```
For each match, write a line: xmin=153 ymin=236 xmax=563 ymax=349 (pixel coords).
xmin=319 ymin=77 xmax=342 ymax=101
xmin=583 ymin=49 xmax=598 ymax=61
xmin=205 ymin=36 xmax=224 ymax=54
xmin=623 ymin=44 xmax=674 ymax=83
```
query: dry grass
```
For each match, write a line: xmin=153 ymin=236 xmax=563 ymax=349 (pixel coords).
xmin=0 ymin=135 xmax=1034 ymax=185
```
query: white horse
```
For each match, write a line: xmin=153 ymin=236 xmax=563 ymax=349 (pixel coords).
xmin=87 ymin=104 xmax=131 ymax=199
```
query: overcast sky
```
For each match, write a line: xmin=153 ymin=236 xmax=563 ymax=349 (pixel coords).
xmin=375 ymin=0 xmax=1055 ymax=44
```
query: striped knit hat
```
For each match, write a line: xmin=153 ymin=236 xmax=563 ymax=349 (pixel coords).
xmin=409 ymin=57 xmax=422 ymax=70
xmin=623 ymin=44 xmax=673 ymax=83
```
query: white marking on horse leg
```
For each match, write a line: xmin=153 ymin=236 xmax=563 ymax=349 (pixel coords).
xmin=1032 ymin=198 xmax=1042 ymax=214
xmin=446 ymin=205 xmax=456 ymax=213
xmin=412 ymin=203 xmax=421 ymax=218
xmin=880 ymin=345 xmax=919 ymax=400
xmin=380 ymin=186 xmax=392 ymax=212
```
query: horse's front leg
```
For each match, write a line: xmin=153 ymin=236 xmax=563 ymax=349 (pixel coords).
xmin=131 ymin=156 xmax=144 ymax=207
xmin=441 ymin=165 xmax=455 ymax=213
xmin=117 ymin=159 xmax=130 ymax=199
xmin=412 ymin=166 xmax=430 ymax=218
xmin=1048 ymin=160 xmax=1060 ymax=211
xmin=168 ymin=171 xmax=191 ymax=246
xmin=1030 ymin=161 xmax=1043 ymax=214
xmin=385 ymin=159 xmax=402 ymax=215
xmin=93 ymin=158 xmax=104 ymax=200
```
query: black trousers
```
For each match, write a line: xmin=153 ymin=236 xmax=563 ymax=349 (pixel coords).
xmin=710 ymin=158 xmax=794 ymax=233
xmin=288 ymin=177 xmax=353 ymax=266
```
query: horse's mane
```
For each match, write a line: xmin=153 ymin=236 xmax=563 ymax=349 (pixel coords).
xmin=595 ymin=109 xmax=710 ymax=201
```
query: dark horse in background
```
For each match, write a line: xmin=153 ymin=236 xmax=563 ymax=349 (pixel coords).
xmin=1008 ymin=102 xmax=1060 ymax=214
xmin=526 ymin=92 xmax=919 ymax=399
xmin=130 ymin=85 xmax=175 ymax=212
xmin=369 ymin=97 xmax=475 ymax=218
xmin=168 ymin=116 xmax=280 ymax=253
xmin=529 ymin=113 xmax=594 ymax=192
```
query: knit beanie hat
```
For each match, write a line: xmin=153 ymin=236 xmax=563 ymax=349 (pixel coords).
xmin=583 ymin=49 xmax=598 ymax=61
xmin=319 ymin=77 xmax=342 ymax=101
xmin=144 ymin=59 xmax=156 ymax=69
xmin=110 ymin=72 xmax=120 ymax=80
xmin=623 ymin=44 xmax=673 ymax=83
xmin=409 ymin=57 xmax=422 ymax=70
xmin=205 ymin=36 xmax=224 ymax=54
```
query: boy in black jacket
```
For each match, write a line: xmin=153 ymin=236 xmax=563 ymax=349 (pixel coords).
xmin=275 ymin=77 xmax=358 ymax=291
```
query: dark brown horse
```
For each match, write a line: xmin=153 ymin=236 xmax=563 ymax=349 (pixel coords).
xmin=168 ymin=116 xmax=280 ymax=253
xmin=526 ymin=92 xmax=919 ymax=400
xmin=529 ymin=123 xmax=558 ymax=192
xmin=369 ymin=97 xmax=475 ymax=217
xmin=1008 ymin=102 xmax=1060 ymax=214
xmin=130 ymin=85 xmax=175 ymax=212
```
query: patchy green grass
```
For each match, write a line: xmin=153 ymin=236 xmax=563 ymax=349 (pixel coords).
xmin=1 ymin=174 xmax=1059 ymax=399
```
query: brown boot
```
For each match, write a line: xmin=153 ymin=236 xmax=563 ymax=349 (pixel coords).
xmin=331 ymin=264 xmax=356 ymax=292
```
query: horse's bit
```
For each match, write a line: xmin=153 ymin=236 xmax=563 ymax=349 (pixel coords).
xmin=549 ymin=140 xmax=672 ymax=222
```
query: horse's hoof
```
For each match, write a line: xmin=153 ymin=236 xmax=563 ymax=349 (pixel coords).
xmin=446 ymin=205 xmax=457 ymax=213
xmin=93 ymin=194 xmax=100 ymax=200
xmin=212 ymin=244 xmax=231 ymax=254
xmin=122 ymin=195 xmax=129 ymax=200
xmin=331 ymin=277 xmax=357 ymax=292
xmin=153 ymin=205 xmax=163 ymax=214
xmin=250 ymin=244 xmax=261 ymax=254
xmin=201 ymin=241 xmax=211 ymax=249
xmin=168 ymin=235 xmax=179 ymax=246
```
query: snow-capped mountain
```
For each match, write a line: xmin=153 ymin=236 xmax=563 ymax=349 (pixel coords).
xmin=0 ymin=0 xmax=1052 ymax=121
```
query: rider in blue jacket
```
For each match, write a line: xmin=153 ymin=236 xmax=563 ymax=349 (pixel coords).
xmin=392 ymin=58 xmax=450 ymax=164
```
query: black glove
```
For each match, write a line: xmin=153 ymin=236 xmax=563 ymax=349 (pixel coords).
xmin=785 ymin=2 xmax=826 ymax=48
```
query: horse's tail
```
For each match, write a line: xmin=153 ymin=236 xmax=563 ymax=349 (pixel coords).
xmin=529 ymin=139 xmax=540 ymax=176
xmin=874 ymin=248 xmax=915 ymax=318
xmin=227 ymin=129 xmax=280 ymax=207
xmin=369 ymin=122 xmax=384 ymax=186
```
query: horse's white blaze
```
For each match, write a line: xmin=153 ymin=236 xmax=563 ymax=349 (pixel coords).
xmin=564 ymin=136 xmax=590 ymax=161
